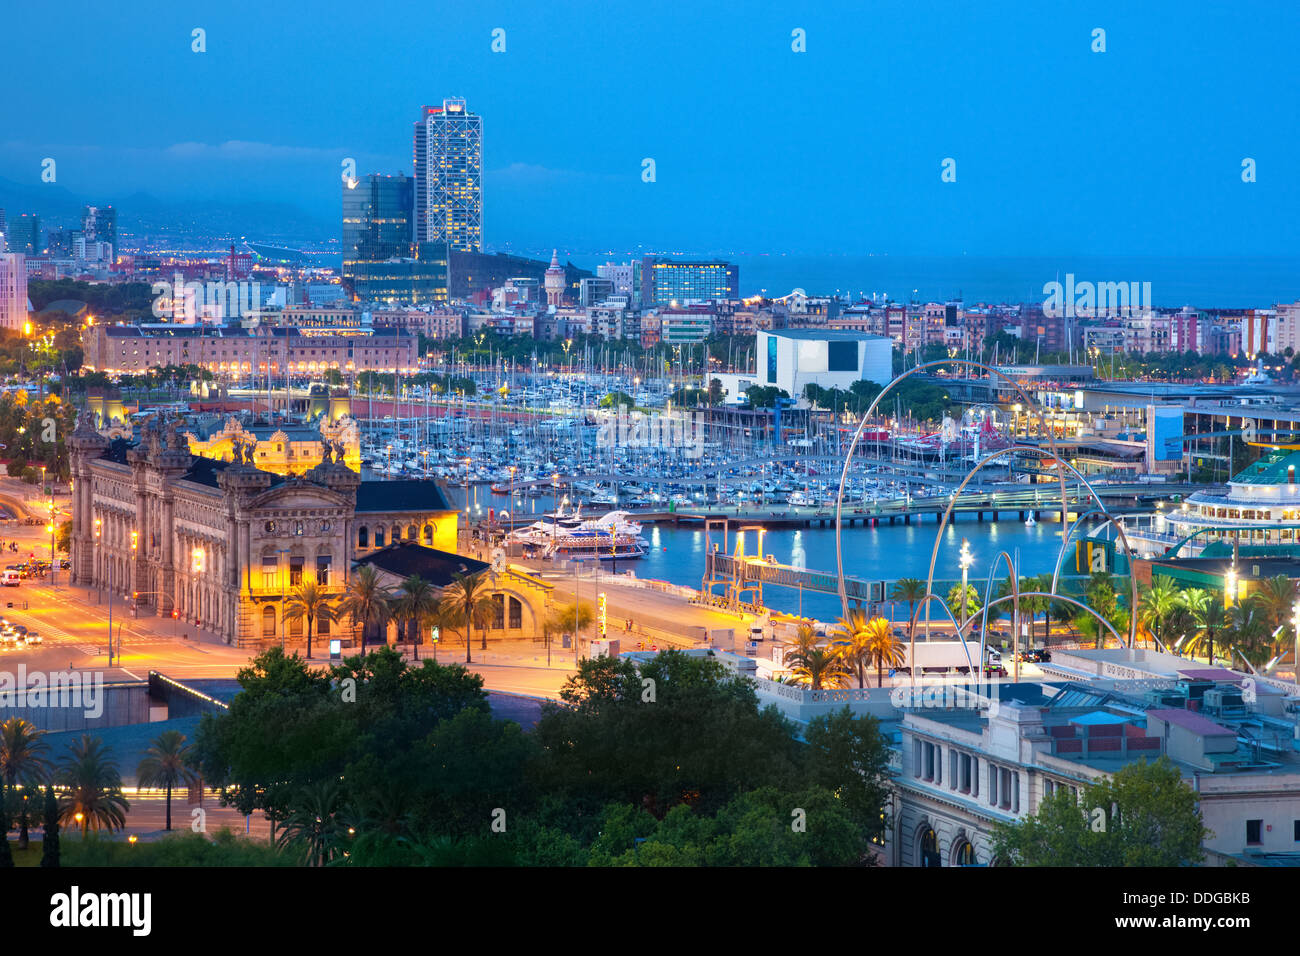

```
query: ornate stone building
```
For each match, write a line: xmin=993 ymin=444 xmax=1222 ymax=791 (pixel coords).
xmin=186 ymin=415 xmax=363 ymax=476
xmin=68 ymin=412 xmax=461 ymax=647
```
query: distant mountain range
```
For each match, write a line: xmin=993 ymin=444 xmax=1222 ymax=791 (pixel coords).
xmin=0 ymin=176 xmax=336 ymax=249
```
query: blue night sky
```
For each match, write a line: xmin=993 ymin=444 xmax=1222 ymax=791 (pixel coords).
xmin=4 ymin=0 xmax=1299 ymax=256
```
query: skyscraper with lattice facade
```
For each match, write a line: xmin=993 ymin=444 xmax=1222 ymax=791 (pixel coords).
xmin=413 ymin=98 xmax=482 ymax=253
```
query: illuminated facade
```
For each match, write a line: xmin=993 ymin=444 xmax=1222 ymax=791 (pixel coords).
xmin=69 ymin=414 xmax=459 ymax=648
xmin=414 ymin=99 xmax=482 ymax=253
xmin=641 ymin=257 xmax=738 ymax=306
xmin=0 ymin=253 xmax=27 ymax=331
xmin=186 ymin=416 xmax=362 ymax=477
xmin=82 ymin=324 xmax=419 ymax=377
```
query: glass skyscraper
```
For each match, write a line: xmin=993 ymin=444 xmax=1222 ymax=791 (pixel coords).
xmin=342 ymin=173 xmax=414 ymax=260
xmin=342 ymin=174 xmax=447 ymax=306
xmin=413 ymin=99 xmax=482 ymax=253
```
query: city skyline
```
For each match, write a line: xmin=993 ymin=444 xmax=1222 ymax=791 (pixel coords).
xmin=2 ymin=0 xmax=1298 ymax=257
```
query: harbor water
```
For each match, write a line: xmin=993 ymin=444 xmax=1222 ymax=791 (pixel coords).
xmin=450 ymin=486 xmax=1091 ymax=624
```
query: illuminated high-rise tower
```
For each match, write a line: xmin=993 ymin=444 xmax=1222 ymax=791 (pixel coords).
xmin=413 ymin=99 xmax=482 ymax=253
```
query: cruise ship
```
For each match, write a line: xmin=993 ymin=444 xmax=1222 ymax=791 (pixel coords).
xmin=1122 ymin=448 xmax=1300 ymax=559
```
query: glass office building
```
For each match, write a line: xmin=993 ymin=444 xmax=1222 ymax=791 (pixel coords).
xmin=342 ymin=174 xmax=414 ymax=261
xmin=641 ymin=257 xmax=739 ymax=306
xmin=342 ymin=242 xmax=448 ymax=307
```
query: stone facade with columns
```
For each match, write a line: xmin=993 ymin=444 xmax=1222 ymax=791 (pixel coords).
xmin=68 ymin=412 xmax=458 ymax=647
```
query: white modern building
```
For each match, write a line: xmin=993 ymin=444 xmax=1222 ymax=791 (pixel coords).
xmin=0 ymin=253 xmax=28 ymax=331
xmin=755 ymin=329 xmax=891 ymax=397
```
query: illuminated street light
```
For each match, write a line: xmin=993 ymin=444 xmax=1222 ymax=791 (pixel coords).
xmin=1292 ymin=600 xmax=1300 ymax=687
xmin=958 ymin=537 xmax=974 ymax=631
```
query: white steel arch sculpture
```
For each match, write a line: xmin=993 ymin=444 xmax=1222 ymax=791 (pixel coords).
xmin=833 ymin=361 xmax=1141 ymax=682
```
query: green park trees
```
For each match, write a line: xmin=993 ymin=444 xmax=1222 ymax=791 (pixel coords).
xmin=992 ymin=758 xmax=1209 ymax=867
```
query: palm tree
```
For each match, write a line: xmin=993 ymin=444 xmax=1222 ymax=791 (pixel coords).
xmin=283 ymin=578 xmax=335 ymax=660
xmin=1252 ymin=575 xmax=1297 ymax=636
xmin=135 ymin=730 xmax=198 ymax=831
xmin=0 ymin=718 xmax=50 ymax=788
xmin=440 ymin=570 xmax=496 ymax=663
xmin=1225 ymin=603 xmax=1272 ymax=669
xmin=1 ymin=718 xmax=50 ymax=850
xmin=1178 ymin=587 xmax=1222 ymax=663
xmin=829 ymin=609 xmax=870 ymax=687
xmin=787 ymin=645 xmax=851 ymax=690
xmin=338 ymin=565 xmax=393 ymax=657
xmin=56 ymin=735 xmax=130 ymax=836
xmin=784 ymin=622 xmax=820 ymax=666
xmin=552 ymin=600 xmax=595 ymax=645
xmin=890 ymin=578 xmax=927 ymax=639
xmin=276 ymin=781 xmax=344 ymax=867
xmin=393 ymin=575 xmax=439 ymax=661
xmin=861 ymin=615 xmax=908 ymax=687
xmin=947 ymin=583 xmax=981 ymax=626
xmin=1138 ymin=576 xmax=1180 ymax=651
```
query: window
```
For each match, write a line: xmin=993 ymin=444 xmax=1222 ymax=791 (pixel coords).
xmin=261 ymin=556 xmax=277 ymax=590
xmin=318 ymin=615 xmax=330 ymax=636
xmin=424 ymin=525 xmax=434 ymax=544
xmin=358 ymin=526 xmax=369 ymax=548
xmin=290 ymin=557 xmax=303 ymax=586
xmin=509 ymin=596 xmax=522 ymax=629
xmin=374 ymin=528 xmax=385 ymax=548
xmin=262 ymin=605 xmax=276 ymax=637
xmin=316 ymin=554 xmax=331 ymax=586
xmin=1247 ymin=820 xmax=1263 ymax=845
xmin=491 ymin=594 xmax=505 ymax=629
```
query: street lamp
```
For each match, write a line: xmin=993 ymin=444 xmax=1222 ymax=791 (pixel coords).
xmin=1292 ymin=599 xmax=1300 ymax=687
xmin=93 ymin=518 xmax=102 ymax=602
xmin=958 ymin=538 xmax=974 ymax=631
xmin=47 ymin=498 xmax=56 ymax=588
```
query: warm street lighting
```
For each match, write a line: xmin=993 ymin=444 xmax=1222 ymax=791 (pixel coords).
xmin=1292 ymin=600 xmax=1300 ymax=687
xmin=958 ymin=538 xmax=974 ymax=630
xmin=1225 ymin=564 xmax=1238 ymax=608
xmin=192 ymin=547 xmax=204 ymax=573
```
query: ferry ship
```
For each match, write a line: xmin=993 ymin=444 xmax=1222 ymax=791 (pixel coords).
xmin=506 ymin=504 xmax=648 ymax=560
xmin=1122 ymin=448 xmax=1300 ymax=560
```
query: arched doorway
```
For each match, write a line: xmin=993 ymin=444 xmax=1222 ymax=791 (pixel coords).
xmin=952 ymin=839 xmax=976 ymax=867
xmin=918 ymin=826 xmax=940 ymax=867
